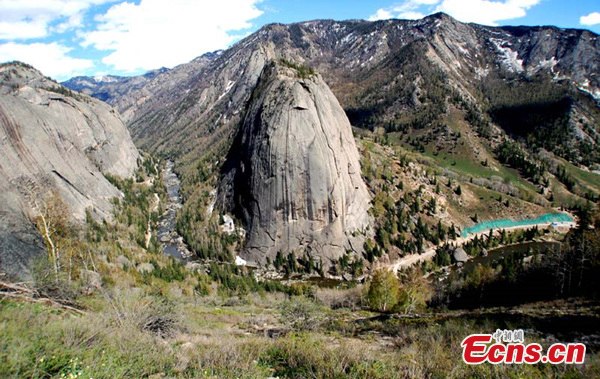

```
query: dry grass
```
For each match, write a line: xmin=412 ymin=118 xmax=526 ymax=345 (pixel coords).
xmin=314 ymin=286 xmax=364 ymax=310
xmin=2 ymin=283 xmax=599 ymax=379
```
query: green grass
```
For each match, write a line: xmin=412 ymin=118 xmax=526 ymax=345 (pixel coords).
xmin=560 ymin=158 xmax=600 ymax=192
xmin=2 ymin=295 xmax=599 ymax=379
xmin=388 ymin=126 xmax=541 ymax=199
xmin=418 ymin=144 xmax=543 ymax=200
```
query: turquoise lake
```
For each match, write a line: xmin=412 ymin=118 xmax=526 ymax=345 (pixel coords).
xmin=461 ymin=212 xmax=573 ymax=237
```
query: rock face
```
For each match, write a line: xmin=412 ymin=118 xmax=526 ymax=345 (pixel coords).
xmin=0 ymin=62 xmax=139 ymax=278
xmin=218 ymin=63 xmax=371 ymax=265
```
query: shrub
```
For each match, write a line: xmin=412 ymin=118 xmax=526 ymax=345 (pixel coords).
xmin=315 ymin=286 xmax=363 ymax=310
xmin=261 ymin=333 xmax=393 ymax=379
xmin=279 ymin=58 xmax=316 ymax=79
xmin=279 ymin=297 xmax=325 ymax=331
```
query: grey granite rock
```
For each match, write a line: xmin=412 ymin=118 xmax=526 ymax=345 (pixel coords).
xmin=218 ymin=62 xmax=371 ymax=266
xmin=453 ymin=247 xmax=469 ymax=263
xmin=136 ymin=262 xmax=155 ymax=274
xmin=0 ymin=62 xmax=139 ymax=278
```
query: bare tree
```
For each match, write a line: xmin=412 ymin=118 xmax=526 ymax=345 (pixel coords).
xmin=32 ymin=192 xmax=71 ymax=283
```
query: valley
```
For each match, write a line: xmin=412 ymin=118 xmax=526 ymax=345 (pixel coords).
xmin=158 ymin=160 xmax=193 ymax=260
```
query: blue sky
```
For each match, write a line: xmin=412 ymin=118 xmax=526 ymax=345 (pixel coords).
xmin=0 ymin=0 xmax=599 ymax=81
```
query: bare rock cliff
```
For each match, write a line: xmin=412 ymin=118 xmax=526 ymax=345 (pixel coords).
xmin=219 ymin=62 xmax=371 ymax=265
xmin=0 ymin=62 xmax=139 ymax=277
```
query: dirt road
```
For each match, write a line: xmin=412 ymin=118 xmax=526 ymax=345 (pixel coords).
xmin=386 ymin=219 xmax=576 ymax=274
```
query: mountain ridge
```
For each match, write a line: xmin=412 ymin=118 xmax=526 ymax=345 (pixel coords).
xmin=64 ymin=13 xmax=600 ymax=108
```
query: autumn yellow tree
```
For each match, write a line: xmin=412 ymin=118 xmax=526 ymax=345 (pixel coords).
xmin=33 ymin=192 xmax=72 ymax=283
xmin=366 ymin=269 xmax=400 ymax=312
xmin=397 ymin=267 xmax=434 ymax=314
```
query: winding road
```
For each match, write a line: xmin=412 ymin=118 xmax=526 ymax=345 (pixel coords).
xmin=386 ymin=218 xmax=576 ymax=274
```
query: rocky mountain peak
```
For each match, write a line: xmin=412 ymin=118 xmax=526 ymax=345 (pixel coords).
xmin=1 ymin=61 xmax=53 ymax=91
xmin=217 ymin=61 xmax=371 ymax=266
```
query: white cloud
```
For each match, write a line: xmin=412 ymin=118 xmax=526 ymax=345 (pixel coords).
xmin=397 ymin=11 xmax=426 ymax=20
xmin=369 ymin=0 xmax=541 ymax=25
xmin=580 ymin=12 xmax=600 ymax=26
xmin=368 ymin=9 xmax=394 ymax=21
xmin=54 ymin=13 xmax=84 ymax=34
xmin=0 ymin=20 xmax=48 ymax=40
xmin=435 ymin=0 xmax=542 ymax=26
xmin=0 ymin=0 xmax=114 ymax=40
xmin=0 ymin=42 xmax=93 ymax=79
xmin=81 ymin=0 xmax=263 ymax=72
xmin=369 ymin=0 xmax=440 ymax=21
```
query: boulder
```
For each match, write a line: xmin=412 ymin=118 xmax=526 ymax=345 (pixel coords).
xmin=453 ymin=247 xmax=469 ymax=263
xmin=80 ymin=269 xmax=102 ymax=290
xmin=218 ymin=62 xmax=371 ymax=267
xmin=116 ymin=255 xmax=131 ymax=269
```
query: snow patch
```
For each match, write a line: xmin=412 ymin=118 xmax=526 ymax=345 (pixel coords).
xmin=235 ymin=256 xmax=247 ymax=266
xmin=220 ymin=214 xmax=246 ymax=239
xmin=206 ymin=189 xmax=217 ymax=216
xmin=217 ymin=80 xmax=236 ymax=101
xmin=527 ymin=57 xmax=559 ymax=76
xmin=331 ymin=23 xmax=345 ymax=33
xmin=456 ymin=43 xmax=471 ymax=58
xmin=490 ymin=38 xmax=524 ymax=73
xmin=340 ymin=32 xmax=355 ymax=45
xmin=539 ymin=57 xmax=558 ymax=71
xmin=475 ymin=67 xmax=489 ymax=79
xmin=221 ymin=214 xmax=235 ymax=234
xmin=93 ymin=75 xmax=117 ymax=83
xmin=578 ymin=79 xmax=600 ymax=101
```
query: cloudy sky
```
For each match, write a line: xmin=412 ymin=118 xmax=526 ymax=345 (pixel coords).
xmin=1 ymin=0 xmax=599 ymax=81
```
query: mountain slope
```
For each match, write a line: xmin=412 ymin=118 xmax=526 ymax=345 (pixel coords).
xmin=81 ymin=14 xmax=598 ymax=168
xmin=0 ymin=62 xmax=140 ymax=278
xmin=61 ymin=51 xmax=222 ymax=123
xmin=62 ymin=13 xmax=600 ymax=268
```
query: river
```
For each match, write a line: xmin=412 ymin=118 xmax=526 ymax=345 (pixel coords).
xmin=157 ymin=160 xmax=193 ymax=259
xmin=461 ymin=212 xmax=574 ymax=237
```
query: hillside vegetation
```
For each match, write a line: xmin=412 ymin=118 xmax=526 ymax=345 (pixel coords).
xmin=2 ymin=155 xmax=600 ymax=378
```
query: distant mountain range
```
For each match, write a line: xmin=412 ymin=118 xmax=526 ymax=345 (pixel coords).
xmin=62 ymin=67 xmax=169 ymax=103
xmin=63 ymin=13 xmax=599 ymax=167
